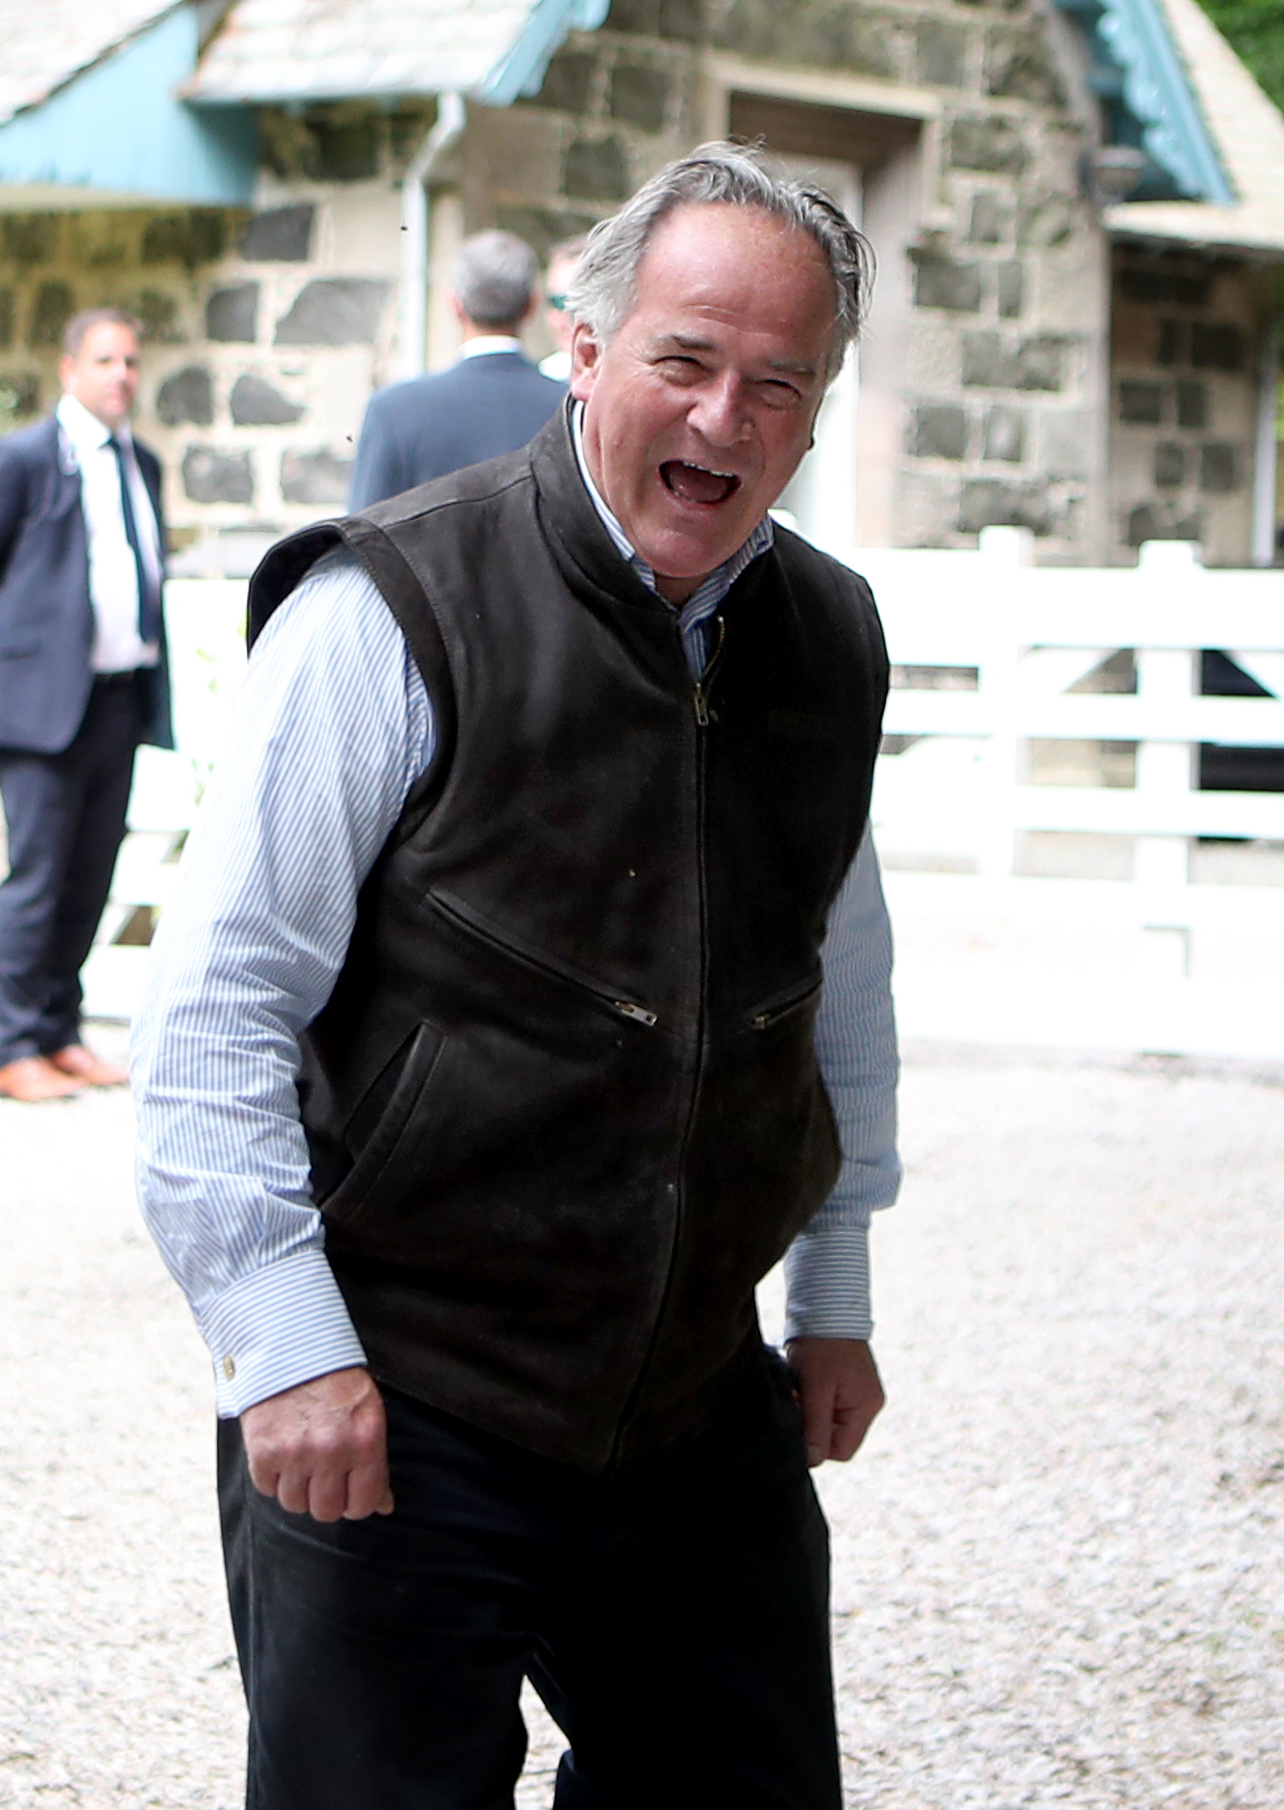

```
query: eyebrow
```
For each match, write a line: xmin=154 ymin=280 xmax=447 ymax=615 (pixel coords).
xmin=648 ymin=333 xmax=818 ymax=378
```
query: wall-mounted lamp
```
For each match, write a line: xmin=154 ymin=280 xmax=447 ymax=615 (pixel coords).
xmin=1082 ymin=145 xmax=1148 ymax=207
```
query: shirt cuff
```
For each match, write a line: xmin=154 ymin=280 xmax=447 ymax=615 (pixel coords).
xmin=783 ymin=1220 xmax=873 ymax=1343
xmin=196 ymin=1247 xmax=368 ymax=1417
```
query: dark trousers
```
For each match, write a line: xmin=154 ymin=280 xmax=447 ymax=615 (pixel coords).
xmin=218 ymin=1346 xmax=842 ymax=1810
xmin=0 ymin=675 xmax=140 ymax=1063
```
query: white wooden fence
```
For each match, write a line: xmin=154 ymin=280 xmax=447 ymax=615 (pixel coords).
xmin=82 ymin=537 xmax=1284 ymax=1059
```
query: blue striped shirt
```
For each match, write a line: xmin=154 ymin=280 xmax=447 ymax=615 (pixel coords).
xmin=132 ymin=465 xmax=900 ymax=1418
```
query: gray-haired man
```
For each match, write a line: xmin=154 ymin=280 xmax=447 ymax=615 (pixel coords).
xmin=136 ymin=145 xmax=899 ymax=1809
xmin=348 ymin=228 xmax=564 ymax=509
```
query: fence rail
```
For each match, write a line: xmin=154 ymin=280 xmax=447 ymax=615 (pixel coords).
xmin=80 ymin=542 xmax=1284 ymax=1057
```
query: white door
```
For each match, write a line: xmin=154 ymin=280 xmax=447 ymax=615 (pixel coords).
xmin=771 ymin=156 xmax=862 ymax=558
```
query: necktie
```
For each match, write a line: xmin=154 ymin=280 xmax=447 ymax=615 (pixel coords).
xmin=107 ymin=434 xmax=162 ymax=645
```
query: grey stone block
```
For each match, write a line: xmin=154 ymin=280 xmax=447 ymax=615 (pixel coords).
xmin=315 ymin=116 xmax=380 ymax=182
xmin=1126 ymin=502 xmax=1201 ymax=547
xmin=1119 ymin=381 xmax=1163 ymax=425
xmin=962 ymin=333 xmax=1066 ymax=391
xmin=1176 ymin=381 xmax=1207 ymax=429
xmin=1117 ymin=266 xmax=1210 ymax=306
xmin=1016 ymin=195 xmax=1075 ymax=248
xmin=0 ymin=373 xmax=40 ymax=419
xmin=29 ymin=282 xmax=74 ymax=347
xmin=274 ymin=280 xmax=389 ymax=346
xmin=231 ymin=374 xmax=305 ymax=426
xmin=914 ymin=254 xmax=983 ymax=312
xmin=240 ymin=206 xmax=315 ymax=263
xmin=1154 ymin=443 xmax=1186 ymax=488
xmin=968 ymin=192 xmax=1008 ymax=244
xmin=1199 ymin=442 xmax=1239 ymax=492
xmin=949 ymin=116 xmax=1027 ymax=174
xmin=2 ymin=216 xmax=58 ymax=265
xmin=916 ymin=20 xmax=967 ymax=87
xmin=156 ymin=366 xmax=214 ymax=427
xmin=496 ymin=205 xmax=599 ymax=262
xmin=1190 ymin=322 xmax=1245 ymax=372
xmin=281 ymin=449 xmax=353 ymax=506
xmin=182 ymin=447 xmax=254 ymax=505
xmin=207 ymin=284 xmax=260 ymax=344
xmin=528 ymin=51 xmax=596 ymax=113
xmin=983 ymin=406 xmax=1024 ymax=462
xmin=1157 ymin=319 xmax=1184 ymax=365
xmin=911 ymin=405 xmax=968 ymax=460
xmin=959 ymin=479 xmax=1051 ymax=535
xmin=564 ymin=136 xmax=630 ymax=202
xmin=985 ymin=28 xmax=1065 ymax=105
xmin=133 ymin=289 xmax=184 ymax=343
xmin=710 ymin=0 xmax=894 ymax=74
xmin=1039 ymin=410 xmax=1091 ymax=479
xmin=997 ymin=262 xmax=1024 ymax=319
xmin=610 ymin=0 xmax=701 ymax=41
xmin=610 ymin=63 xmax=670 ymax=131
xmin=142 ymin=211 xmax=227 ymax=269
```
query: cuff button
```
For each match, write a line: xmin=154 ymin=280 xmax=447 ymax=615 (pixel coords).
xmin=222 ymin=1356 xmax=236 ymax=1381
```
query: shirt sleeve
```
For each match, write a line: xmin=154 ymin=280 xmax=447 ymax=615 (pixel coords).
xmin=784 ymin=824 xmax=901 ymax=1344
xmin=131 ymin=552 xmax=434 ymax=1416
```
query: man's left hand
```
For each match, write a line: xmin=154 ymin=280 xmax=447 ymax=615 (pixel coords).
xmin=786 ymin=1337 xmax=884 ymax=1467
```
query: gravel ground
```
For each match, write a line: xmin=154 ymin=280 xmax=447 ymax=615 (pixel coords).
xmin=2 ymin=1029 xmax=1281 ymax=1808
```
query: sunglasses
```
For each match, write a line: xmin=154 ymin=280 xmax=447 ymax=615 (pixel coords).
xmin=547 ymin=293 xmax=569 ymax=312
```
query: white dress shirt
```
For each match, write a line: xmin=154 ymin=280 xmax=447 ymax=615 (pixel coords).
xmin=134 ymin=464 xmax=900 ymax=1418
xmin=55 ymin=393 xmax=160 ymax=674
xmin=458 ymin=336 xmax=526 ymax=360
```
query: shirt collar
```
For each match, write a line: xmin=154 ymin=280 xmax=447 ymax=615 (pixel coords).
xmin=459 ymin=336 xmax=524 ymax=360
xmin=569 ymin=401 xmax=772 ymax=607
xmin=56 ymin=392 xmax=131 ymax=454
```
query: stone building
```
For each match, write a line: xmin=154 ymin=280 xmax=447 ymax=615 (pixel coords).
xmin=1 ymin=0 xmax=1282 ymax=571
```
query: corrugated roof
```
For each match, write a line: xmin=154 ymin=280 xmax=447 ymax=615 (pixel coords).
xmin=0 ymin=1 xmax=178 ymax=128
xmin=188 ymin=0 xmax=559 ymax=105
xmin=1105 ymin=0 xmax=1284 ymax=254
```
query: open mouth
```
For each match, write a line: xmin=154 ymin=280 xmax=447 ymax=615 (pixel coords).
xmin=659 ymin=460 xmax=741 ymax=506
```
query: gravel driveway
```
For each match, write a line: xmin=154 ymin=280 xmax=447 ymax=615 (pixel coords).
xmin=2 ymin=1029 xmax=1281 ymax=1808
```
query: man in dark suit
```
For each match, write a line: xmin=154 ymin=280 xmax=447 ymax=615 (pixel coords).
xmin=348 ymin=230 xmax=564 ymax=509
xmin=0 ymin=307 xmax=172 ymax=1102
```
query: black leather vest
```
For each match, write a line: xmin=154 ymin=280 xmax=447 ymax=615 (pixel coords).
xmin=248 ymin=406 xmax=888 ymax=1471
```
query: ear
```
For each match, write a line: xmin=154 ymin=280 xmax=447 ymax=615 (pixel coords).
xmin=568 ymin=320 xmax=602 ymax=403
xmin=57 ymin=354 xmax=74 ymax=391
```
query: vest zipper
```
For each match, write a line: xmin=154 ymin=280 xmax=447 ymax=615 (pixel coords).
xmin=692 ymin=614 xmax=727 ymax=726
xmin=748 ymin=976 xmax=822 ymax=1031
xmin=427 ymin=891 xmax=659 ymax=1028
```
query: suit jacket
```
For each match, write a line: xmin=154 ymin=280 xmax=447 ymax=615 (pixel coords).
xmin=0 ymin=415 xmax=173 ymax=756
xmin=348 ymin=351 xmax=564 ymax=509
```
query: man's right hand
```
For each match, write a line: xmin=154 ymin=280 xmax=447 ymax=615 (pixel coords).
xmin=240 ymin=1366 xmax=394 ymax=1523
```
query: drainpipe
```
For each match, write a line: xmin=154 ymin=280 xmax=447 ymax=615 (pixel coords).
xmin=399 ymin=92 xmax=466 ymax=381
xmin=1251 ymin=318 xmax=1279 ymax=567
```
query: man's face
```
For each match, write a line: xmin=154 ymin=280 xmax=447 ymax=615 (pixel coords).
xmin=570 ymin=203 xmax=835 ymax=602
xmin=544 ymin=253 xmax=581 ymax=355
xmin=59 ymin=322 xmax=141 ymax=430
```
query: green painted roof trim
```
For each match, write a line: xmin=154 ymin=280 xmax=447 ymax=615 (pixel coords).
xmin=0 ymin=6 xmax=256 ymax=206
xmin=477 ymin=0 xmax=611 ymax=106
xmin=1056 ymin=0 xmax=1234 ymax=203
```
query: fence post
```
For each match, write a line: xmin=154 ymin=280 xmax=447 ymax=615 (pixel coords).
xmin=1134 ymin=540 xmax=1198 ymax=977
xmin=976 ymin=526 xmax=1032 ymax=878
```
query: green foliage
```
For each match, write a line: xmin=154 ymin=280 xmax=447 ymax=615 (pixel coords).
xmin=1199 ymin=0 xmax=1284 ymax=112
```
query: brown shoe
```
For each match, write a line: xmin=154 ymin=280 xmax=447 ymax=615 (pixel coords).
xmin=0 ymin=1055 xmax=85 ymax=1101
xmin=49 ymin=1044 xmax=130 ymax=1088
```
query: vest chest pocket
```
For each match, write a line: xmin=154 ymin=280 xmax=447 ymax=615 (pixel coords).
xmin=319 ymin=1020 xmax=447 ymax=1228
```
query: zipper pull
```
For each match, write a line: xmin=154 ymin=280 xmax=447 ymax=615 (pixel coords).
xmin=693 ymin=686 xmax=710 ymax=727
xmin=614 ymin=1000 xmax=658 ymax=1026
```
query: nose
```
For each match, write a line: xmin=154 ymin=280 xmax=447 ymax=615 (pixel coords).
xmin=687 ymin=371 xmax=750 ymax=448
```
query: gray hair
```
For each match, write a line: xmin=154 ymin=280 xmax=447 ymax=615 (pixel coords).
xmin=566 ymin=142 xmax=873 ymax=385
xmin=63 ymin=307 xmax=143 ymax=358
xmin=452 ymin=230 xmax=539 ymax=328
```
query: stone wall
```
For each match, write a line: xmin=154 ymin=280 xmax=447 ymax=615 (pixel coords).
xmin=0 ymin=0 xmax=1273 ymax=567
xmin=1108 ymin=246 xmax=1266 ymax=566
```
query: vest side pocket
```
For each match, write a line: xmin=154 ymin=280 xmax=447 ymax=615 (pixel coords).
xmin=319 ymin=1020 xmax=446 ymax=1229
